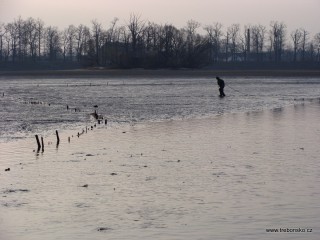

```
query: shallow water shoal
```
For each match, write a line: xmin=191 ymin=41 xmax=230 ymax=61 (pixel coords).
xmin=1 ymin=103 xmax=320 ymax=240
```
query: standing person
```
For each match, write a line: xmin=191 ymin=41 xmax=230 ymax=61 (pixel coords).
xmin=216 ymin=76 xmax=226 ymax=97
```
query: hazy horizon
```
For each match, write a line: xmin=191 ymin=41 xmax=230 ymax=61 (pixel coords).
xmin=1 ymin=0 xmax=319 ymax=35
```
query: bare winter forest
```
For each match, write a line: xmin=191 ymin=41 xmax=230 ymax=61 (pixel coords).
xmin=0 ymin=14 xmax=320 ymax=70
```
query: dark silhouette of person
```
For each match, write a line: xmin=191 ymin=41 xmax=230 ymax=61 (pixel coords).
xmin=216 ymin=76 xmax=225 ymax=97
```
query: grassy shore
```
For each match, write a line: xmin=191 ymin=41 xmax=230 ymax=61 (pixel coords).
xmin=1 ymin=68 xmax=320 ymax=78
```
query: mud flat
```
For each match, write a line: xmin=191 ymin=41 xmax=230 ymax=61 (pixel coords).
xmin=1 ymin=102 xmax=320 ymax=240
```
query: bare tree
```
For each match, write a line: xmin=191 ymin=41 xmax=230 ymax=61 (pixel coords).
xmin=0 ymin=22 xmax=7 ymax=61
xmin=227 ymin=24 xmax=240 ymax=61
xmin=62 ymin=28 xmax=68 ymax=61
xmin=102 ymin=18 xmax=119 ymax=66
xmin=1 ymin=15 xmax=320 ymax=69
xmin=12 ymin=17 xmax=25 ymax=62
xmin=291 ymin=29 xmax=302 ymax=62
xmin=127 ymin=13 xmax=145 ymax=64
xmin=184 ymin=19 xmax=202 ymax=66
xmin=62 ymin=25 xmax=76 ymax=61
xmin=314 ymin=33 xmax=320 ymax=62
xmin=108 ymin=23 xmax=124 ymax=67
xmin=75 ymin=24 xmax=84 ymax=62
xmin=270 ymin=21 xmax=286 ymax=62
xmin=250 ymin=24 xmax=266 ymax=62
xmin=35 ymin=18 xmax=44 ymax=60
xmin=117 ymin=25 xmax=130 ymax=67
xmin=5 ymin=23 xmax=18 ymax=62
xmin=186 ymin=19 xmax=201 ymax=51
xmin=204 ymin=22 xmax=223 ymax=63
xmin=300 ymin=28 xmax=309 ymax=62
xmin=45 ymin=26 xmax=61 ymax=61
xmin=13 ymin=17 xmax=36 ymax=62
xmin=106 ymin=17 xmax=119 ymax=43
xmin=142 ymin=22 xmax=159 ymax=53
xmin=158 ymin=24 xmax=182 ymax=66
xmin=239 ymin=25 xmax=252 ymax=62
xmin=24 ymin=17 xmax=39 ymax=61
xmin=161 ymin=24 xmax=175 ymax=57
xmin=306 ymin=41 xmax=316 ymax=62
xmin=74 ymin=24 xmax=90 ymax=63
xmin=186 ymin=20 xmax=200 ymax=38
xmin=91 ymin=20 xmax=103 ymax=65
xmin=242 ymin=26 xmax=251 ymax=61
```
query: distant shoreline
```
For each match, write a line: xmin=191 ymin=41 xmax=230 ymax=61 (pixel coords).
xmin=1 ymin=68 xmax=320 ymax=78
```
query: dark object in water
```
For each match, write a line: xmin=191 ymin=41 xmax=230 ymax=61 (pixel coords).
xmin=5 ymin=168 xmax=10 ymax=171
xmin=93 ymin=111 xmax=98 ymax=119
xmin=41 ymin=136 xmax=44 ymax=152
xmin=56 ymin=130 xmax=60 ymax=145
xmin=97 ymin=227 xmax=112 ymax=231
xmin=81 ymin=184 xmax=88 ymax=188
xmin=91 ymin=110 xmax=103 ymax=120
xmin=216 ymin=76 xmax=226 ymax=97
xmin=3 ymin=189 xmax=29 ymax=193
xmin=35 ymin=135 xmax=41 ymax=151
xmin=110 ymin=173 xmax=118 ymax=176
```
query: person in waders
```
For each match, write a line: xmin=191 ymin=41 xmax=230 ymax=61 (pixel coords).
xmin=216 ymin=76 xmax=226 ymax=97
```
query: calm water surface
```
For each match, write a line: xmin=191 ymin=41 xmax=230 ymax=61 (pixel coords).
xmin=0 ymin=76 xmax=320 ymax=240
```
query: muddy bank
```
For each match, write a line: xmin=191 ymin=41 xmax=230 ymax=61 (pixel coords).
xmin=1 ymin=68 xmax=320 ymax=78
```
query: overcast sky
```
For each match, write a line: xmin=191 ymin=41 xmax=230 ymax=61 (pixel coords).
xmin=1 ymin=0 xmax=319 ymax=35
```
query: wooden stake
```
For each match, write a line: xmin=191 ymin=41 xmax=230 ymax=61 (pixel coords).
xmin=35 ymin=135 xmax=41 ymax=150
xmin=56 ymin=130 xmax=60 ymax=145
xmin=41 ymin=136 xmax=44 ymax=152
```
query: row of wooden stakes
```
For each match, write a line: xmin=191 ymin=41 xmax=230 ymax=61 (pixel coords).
xmin=35 ymin=130 xmax=60 ymax=152
xmin=35 ymin=119 xmax=108 ymax=152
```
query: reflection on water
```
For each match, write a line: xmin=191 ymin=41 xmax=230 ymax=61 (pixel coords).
xmin=1 ymin=103 xmax=320 ymax=240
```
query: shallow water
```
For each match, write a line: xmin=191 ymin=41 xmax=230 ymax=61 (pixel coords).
xmin=1 ymin=103 xmax=320 ymax=240
xmin=1 ymin=76 xmax=320 ymax=141
xmin=1 ymin=77 xmax=320 ymax=239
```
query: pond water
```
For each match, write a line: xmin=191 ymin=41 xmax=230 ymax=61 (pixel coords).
xmin=0 ymin=76 xmax=320 ymax=240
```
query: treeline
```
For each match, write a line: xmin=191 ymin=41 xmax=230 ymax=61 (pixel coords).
xmin=0 ymin=14 xmax=320 ymax=70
